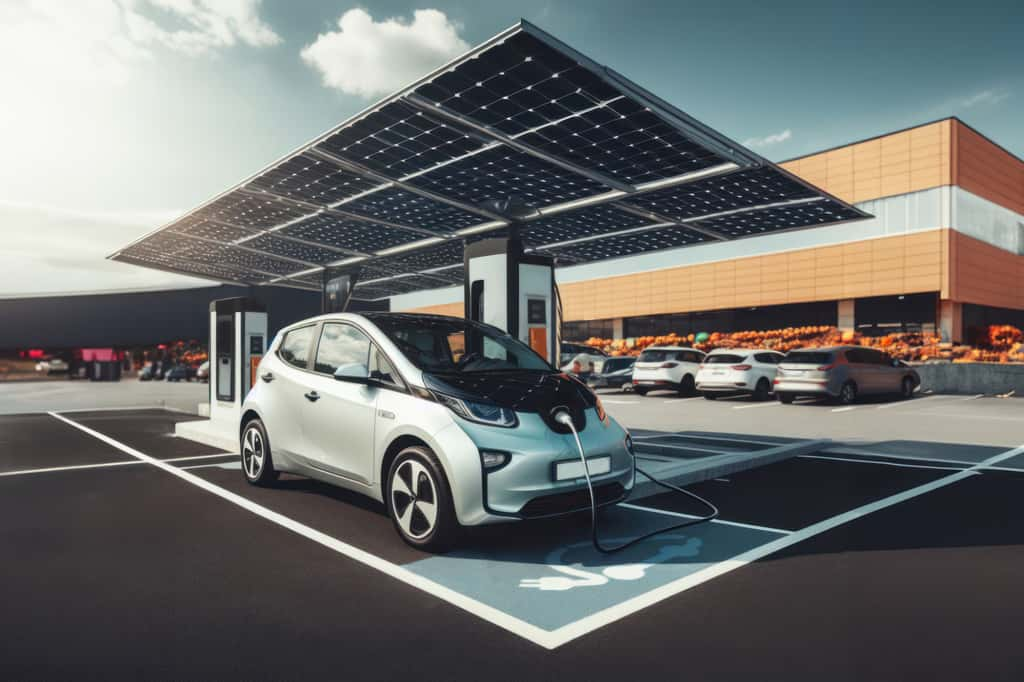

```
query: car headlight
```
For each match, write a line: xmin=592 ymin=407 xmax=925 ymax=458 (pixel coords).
xmin=594 ymin=395 xmax=608 ymax=424
xmin=433 ymin=392 xmax=518 ymax=428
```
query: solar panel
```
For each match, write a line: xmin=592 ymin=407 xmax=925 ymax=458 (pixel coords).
xmin=520 ymin=204 xmax=649 ymax=246
xmin=112 ymin=20 xmax=869 ymax=299
xmin=248 ymin=152 xmax=381 ymax=205
xmin=542 ymin=225 xmax=710 ymax=263
xmin=316 ymin=100 xmax=488 ymax=178
xmin=340 ymin=187 xmax=484 ymax=233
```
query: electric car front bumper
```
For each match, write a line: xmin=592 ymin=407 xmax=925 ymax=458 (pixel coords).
xmin=438 ymin=408 xmax=635 ymax=525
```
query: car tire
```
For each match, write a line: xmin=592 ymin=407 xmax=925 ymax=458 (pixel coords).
xmin=777 ymin=392 xmax=795 ymax=404
xmin=900 ymin=377 xmax=915 ymax=400
xmin=634 ymin=387 xmax=648 ymax=396
xmin=387 ymin=446 xmax=459 ymax=553
xmin=679 ymin=375 xmax=696 ymax=396
xmin=241 ymin=418 xmax=279 ymax=487
xmin=703 ymin=392 xmax=717 ymax=400
xmin=752 ymin=378 xmax=772 ymax=401
xmin=838 ymin=381 xmax=858 ymax=405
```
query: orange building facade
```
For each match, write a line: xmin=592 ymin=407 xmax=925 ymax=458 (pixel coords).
xmin=398 ymin=118 xmax=1024 ymax=344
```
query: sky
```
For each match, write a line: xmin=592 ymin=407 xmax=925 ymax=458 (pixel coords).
xmin=0 ymin=0 xmax=1021 ymax=296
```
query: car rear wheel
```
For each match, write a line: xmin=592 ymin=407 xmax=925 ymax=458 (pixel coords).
xmin=387 ymin=446 xmax=458 ymax=553
xmin=703 ymin=392 xmax=717 ymax=400
xmin=241 ymin=419 xmax=279 ymax=486
xmin=900 ymin=377 xmax=915 ymax=400
xmin=678 ymin=375 xmax=696 ymax=396
xmin=777 ymin=392 xmax=795 ymax=404
xmin=838 ymin=381 xmax=858 ymax=405
xmin=634 ymin=387 xmax=648 ymax=396
xmin=753 ymin=379 xmax=771 ymax=401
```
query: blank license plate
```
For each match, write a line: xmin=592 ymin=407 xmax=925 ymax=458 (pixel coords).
xmin=555 ymin=456 xmax=611 ymax=481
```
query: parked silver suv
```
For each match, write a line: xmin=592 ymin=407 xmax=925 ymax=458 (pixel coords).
xmin=775 ymin=346 xmax=920 ymax=404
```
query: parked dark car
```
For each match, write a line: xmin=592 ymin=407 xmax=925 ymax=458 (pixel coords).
xmin=165 ymin=364 xmax=195 ymax=382
xmin=587 ymin=356 xmax=636 ymax=391
xmin=775 ymin=346 xmax=920 ymax=404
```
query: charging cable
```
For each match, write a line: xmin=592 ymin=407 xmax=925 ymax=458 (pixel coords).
xmin=553 ymin=410 xmax=719 ymax=555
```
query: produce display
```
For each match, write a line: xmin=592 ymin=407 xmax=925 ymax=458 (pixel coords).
xmin=575 ymin=325 xmax=1024 ymax=364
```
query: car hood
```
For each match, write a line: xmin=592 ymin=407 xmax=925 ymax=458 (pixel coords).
xmin=423 ymin=371 xmax=596 ymax=433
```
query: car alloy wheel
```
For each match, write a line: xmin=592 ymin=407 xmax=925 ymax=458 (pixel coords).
xmin=839 ymin=382 xmax=857 ymax=405
xmin=242 ymin=425 xmax=265 ymax=480
xmin=901 ymin=377 xmax=914 ymax=400
xmin=391 ymin=458 xmax=439 ymax=541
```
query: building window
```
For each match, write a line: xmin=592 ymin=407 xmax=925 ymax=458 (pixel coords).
xmin=854 ymin=293 xmax=938 ymax=336
xmin=562 ymin=318 xmax=614 ymax=341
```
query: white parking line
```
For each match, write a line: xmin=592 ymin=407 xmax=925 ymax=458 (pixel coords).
xmin=831 ymin=406 xmax=856 ymax=413
xmin=47 ymin=411 xmax=556 ymax=649
xmin=549 ymin=442 xmax=1024 ymax=648
xmin=800 ymin=454 xmax=967 ymax=472
xmin=619 ymin=502 xmax=792 ymax=535
xmin=876 ymin=395 xmax=957 ymax=410
xmin=0 ymin=452 xmax=235 ymax=478
xmin=632 ymin=442 xmax=732 ymax=456
xmin=732 ymin=401 xmax=780 ymax=410
xmin=633 ymin=433 xmax=783 ymax=447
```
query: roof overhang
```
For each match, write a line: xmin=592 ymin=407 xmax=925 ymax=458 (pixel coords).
xmin=111 ymin=20 xmax=870 ymax=301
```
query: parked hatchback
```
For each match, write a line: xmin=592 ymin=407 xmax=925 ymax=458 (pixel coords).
xmin=696 ymin=349 xmax=785 ymax=401
xmin=586 ymin=356 xmax=636 ymax=391
xmin=775 ymin=346 xmax=920 ymax=404
xmin=240 ymin=313 xmax=635 ymax=552
xmin=631 ymin=346 xmax=705 ymax=395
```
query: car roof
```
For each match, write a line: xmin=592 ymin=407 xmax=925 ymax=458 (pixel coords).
xmin=641 ymin=345 xmax=700 ymax=351
xmin=706 ymin=348 xmax=782 ymax=354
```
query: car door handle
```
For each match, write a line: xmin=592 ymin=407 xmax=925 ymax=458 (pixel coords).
xmin=304 ymin=391 xmax=320 ymax=402
xmin=261 ymin=372 xmax=274 ymax=383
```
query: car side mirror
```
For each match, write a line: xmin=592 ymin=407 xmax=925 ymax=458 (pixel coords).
xmin=333 ymin=363 xmax=370 ymax=383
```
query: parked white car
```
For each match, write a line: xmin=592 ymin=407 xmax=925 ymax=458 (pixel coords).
xmin=696 ymin=348 xmax=785 ymax=401
xmin=630 ymin=346 xmax=705 ymax=395
xmin=35 ymin=358 xmax=68 ymax=374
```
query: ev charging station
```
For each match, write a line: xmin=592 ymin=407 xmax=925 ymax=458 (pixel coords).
xmin=464 ymin=235 xmax=557 ymax=364
xmin=191 ymin=297 xmax=267 ymax=447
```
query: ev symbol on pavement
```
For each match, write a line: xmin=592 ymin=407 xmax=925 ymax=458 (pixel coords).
xmin=519 ymin=536 xmax=703 ymax=591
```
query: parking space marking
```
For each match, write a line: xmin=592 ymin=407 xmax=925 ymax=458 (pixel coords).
xmin=820 ymin=447 xmax=984 ymax=468
xmin=632 ymin=442 xmax=732 ymax=456
xmin=732 ymin=401 xmax=780 ymax=410
xmin=48 ymin=411 xmax=556 ymax=649
xmin=601 ymin=399 xmax=639 ymax=405
xmin=619 ymin=503 xmax=792 ymax=535
xmin=633 ymin=433 xmax=784 ymax=448
xmin=0 ymin=459 xmax=141 ymax=478
xmin=549 ymin=442 xmax=1024 ymax=648
xmin=831 ymin=406 xmax=857 ymax=413
xmin=799 ymin=454 xmax=967 ymax=472
xmin=47 ymin=409 xmax=1024 ymax=651
xmin=875 ymin=395 xmax=957 ymax=410
xmin=0 ymin=451 xmax=235 ymax=478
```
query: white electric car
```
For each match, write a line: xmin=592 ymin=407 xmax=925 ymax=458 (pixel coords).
xmin=695 ymin=348 xmax=785 ymax=400
xmin=630 ymin=345 xmax=705 ymax=395
xmin=239 ymin=313 xmax=635 ymax=552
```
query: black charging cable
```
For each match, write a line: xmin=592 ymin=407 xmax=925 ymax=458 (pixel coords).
xmin=554 ymin=411 xmax=719 ymax=555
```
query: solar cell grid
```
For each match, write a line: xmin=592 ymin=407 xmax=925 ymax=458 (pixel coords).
xmin=280 ymin=213 xmax=425 ymax=252
xmin=521 ymin=204 xmax=650 ymax=245
xmin=341 ymin=186 xmax=489 ymax=232
xmin=699 ymin=199 xmax=863 ymax=238
xmin=316 ymin=101 xmax=487 ymax=178
xmin=171 ymin=242 xmax=303 ymax=276
xmin=622 ymin=167 xmax=819 ymax=220
xmin=248 ymin=153 xmax=381 ymax=205
xmin=407 ymin=146 xmax=608 ymax=208
xmin=244 ymin=234 xmax=344 ymax=264
xmin=168 ymin=219 xmax=256 ymax=243
xmin=543 ymin=224 xmax=708 ymax=263
xmin=196 ymin=191 xmax=311 ymax=230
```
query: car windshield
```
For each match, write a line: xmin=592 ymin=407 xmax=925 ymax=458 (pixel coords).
xmin=705 ymin=354 xmax=746 ymax=364
xmin=784 ymin=351 xmax=833 ymax=365
xmin=638 ymin=349 xmax=677 ymax=362
xmin=603 ymin=358 xmax=634 ymax=372
xmin=369 ymin=315 xmax=554 ymax=374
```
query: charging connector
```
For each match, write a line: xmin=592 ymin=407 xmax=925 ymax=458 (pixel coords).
xmin=553 ymin=409 xmax=718 ymax=554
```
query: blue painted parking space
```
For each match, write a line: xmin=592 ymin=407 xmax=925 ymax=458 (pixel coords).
xmin=404 ymin=504 xmax=781 ymax=632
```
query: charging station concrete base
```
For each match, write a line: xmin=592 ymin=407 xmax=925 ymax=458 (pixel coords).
xmin=175 ymin=416 xmax=240 ymax=453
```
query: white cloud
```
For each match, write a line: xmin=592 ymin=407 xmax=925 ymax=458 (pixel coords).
xmin=743 ymin=129 xmax=793 ymax=149
xmin=0 ymin=200 xmax=212 ymax=296
xmin=301 ymin=8 xmax=470 ymax=98
xmin=0 ymin=0 xmax=280 ymax=88
xmin=953 ymin=89 xmax=1010 ymax=109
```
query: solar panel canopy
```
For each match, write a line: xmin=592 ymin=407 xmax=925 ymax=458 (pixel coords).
xmin=112 ymin=20 xmax=869 ymax=301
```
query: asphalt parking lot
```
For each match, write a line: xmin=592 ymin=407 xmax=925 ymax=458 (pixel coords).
xmin=2 ymin=396 xmax=1023 ymax=680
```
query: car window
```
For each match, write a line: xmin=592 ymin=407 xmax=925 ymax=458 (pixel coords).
xmin=604 ymin=358 xmax=633 ymax=372
xmin=278 ymin=325 xmax=315 ymax=369
xmin=784 ymin=351 xmax=832 ymax=365
xmin=314 ymin=323 xmax=371 ymax=376
xmin=638 ymin=349 xmax=669 ymax=363
xmin=706 ymin=354 xmax=745 ymax=364
xmin=370 ymin=348 xmax=403 ymax=388
xmin=753 ymin=353 xmax=778 ymax=364
xmin=683 ymin=351 xmax=704 ymax=363
xmin=845 ymin=348 xmax=870 ymax=364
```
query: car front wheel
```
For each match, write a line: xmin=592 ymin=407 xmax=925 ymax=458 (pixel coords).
xmin=387 ymin=446 xmax=458 ymax=553
xmin=241 ymin=419 xmax=279 ymax=486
